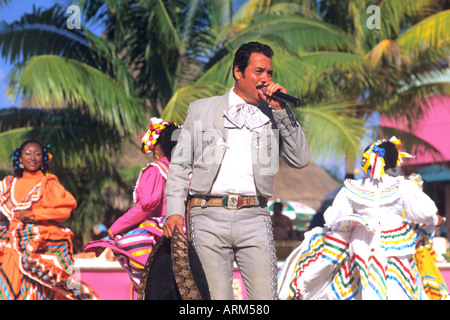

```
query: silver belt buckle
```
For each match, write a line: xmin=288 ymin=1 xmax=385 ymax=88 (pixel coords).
xmin=222 ymin=194 xmax=243 ymax=210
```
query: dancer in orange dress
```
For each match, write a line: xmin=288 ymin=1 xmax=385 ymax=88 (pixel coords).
xmin=0 ymin=140 xmax=99 ymax=300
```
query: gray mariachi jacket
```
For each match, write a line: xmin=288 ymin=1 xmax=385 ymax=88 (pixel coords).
xmin=165 ymin=90 xmax=311 ymax=218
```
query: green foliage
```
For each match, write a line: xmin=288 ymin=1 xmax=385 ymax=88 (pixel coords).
xmin=7 ymin=55 xmax=145 ymax=133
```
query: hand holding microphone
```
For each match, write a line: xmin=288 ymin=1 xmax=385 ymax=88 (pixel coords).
xmin=262 ymin=84 xmax=301 ymax=107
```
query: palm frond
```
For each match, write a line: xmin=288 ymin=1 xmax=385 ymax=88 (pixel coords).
xmin=298 ymin=51 xmax=366 ymax=95
xmin=374 ymin=0 xmax=420 ymax=38
xmin=295 ymin=101 xmax=369 ymax=162
xmin=197 ymin=51 xmax=235 ymax=86
xmin=162 ymin=82 xmax=229 ymax=123
xmin=0 ymin=4 xmax=92 ymax=65
xmin=271 ymin=52 xmax=316 ymax=95
xmin=266 ymin=2 xmax=323 ymax=21
xmin=143 ymin=0 xmax=182 ymax=48
xmin=223 ymin=14 xmax=355 ymax=53
xmin=397 ymin=10 xmax=450 ymax=54
xmin=179 ymin=0 xmax=202 ymax=49
xmin=301 ymin=51 xmax=364 ymax=70
xmin=365 ymin=39 xmax=407 ymax=68
xmin=6 ymin=55 xmax=146 ymax=133
xmin=83 ymin=28 xmax=138 ymax=97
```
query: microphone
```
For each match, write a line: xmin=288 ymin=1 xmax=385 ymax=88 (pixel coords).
xmin=262 ymin=87 xmax=301 ymax=106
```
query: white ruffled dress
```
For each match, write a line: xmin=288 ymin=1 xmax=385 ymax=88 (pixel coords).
xmin=278 ymin=175 xmax=441 ymax=300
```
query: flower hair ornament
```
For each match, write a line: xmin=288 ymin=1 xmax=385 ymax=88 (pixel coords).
xmin=360 ymin=136 xmax=413 ymax=179
xmin=140 ymin=117 xmax=178 ymax=154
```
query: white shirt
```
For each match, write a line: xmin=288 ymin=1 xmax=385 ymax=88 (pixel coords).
xmin=210 ymin=89 xmax=267 ymax=196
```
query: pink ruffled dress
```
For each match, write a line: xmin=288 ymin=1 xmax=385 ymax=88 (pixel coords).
xmin=85 ymin=157 xmax=170 ymax=290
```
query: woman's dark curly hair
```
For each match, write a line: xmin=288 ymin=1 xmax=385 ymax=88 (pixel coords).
xmin=363 ymin=141 xmax=399 ymax=170
xmin=10 ymin=140 xmax=51 ymax=177
xmin=379 ymin=141 xmax=399 ymax=169
xmin=156 ymin=123 xmax=180 ymax=161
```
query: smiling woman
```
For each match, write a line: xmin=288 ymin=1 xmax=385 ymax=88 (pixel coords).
xmin=0 ymin=140 xmax=99 ymax=300
xmin=10 ymin=140 xmax=50 ymax=178
xmin=17 ymin=141 xmax=44 ymax=173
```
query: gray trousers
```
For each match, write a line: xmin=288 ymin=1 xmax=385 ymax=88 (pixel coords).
xmin=189 ymin=205 xmax=278 ymax=300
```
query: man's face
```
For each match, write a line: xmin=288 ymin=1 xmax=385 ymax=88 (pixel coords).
xmin=233 ymin=52 xmax=273 ymax=105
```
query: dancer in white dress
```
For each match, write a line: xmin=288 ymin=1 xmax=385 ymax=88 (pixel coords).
xmin=278 ymin=137 xmax=446 ymax=300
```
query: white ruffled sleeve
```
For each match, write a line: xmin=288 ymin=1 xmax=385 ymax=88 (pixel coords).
xmin=400 ymin=179 xmax=439 ymax=225
xmin=323 ymin=188 xmax=354 ymax=226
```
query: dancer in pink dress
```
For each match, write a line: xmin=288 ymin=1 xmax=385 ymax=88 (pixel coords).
xmin=85 ymin=118 xmax=180 ymax=291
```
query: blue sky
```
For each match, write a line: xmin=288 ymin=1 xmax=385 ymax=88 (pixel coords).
xmin=0 ymin=0 xmax=72 ymax=108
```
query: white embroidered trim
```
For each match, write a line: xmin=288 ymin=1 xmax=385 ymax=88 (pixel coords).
xmin=344 ymin=179 xmax=401 ymax=207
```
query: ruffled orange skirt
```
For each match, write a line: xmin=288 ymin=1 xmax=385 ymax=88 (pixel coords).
xmin=0 ymin=220 xmax=99 ymax=300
